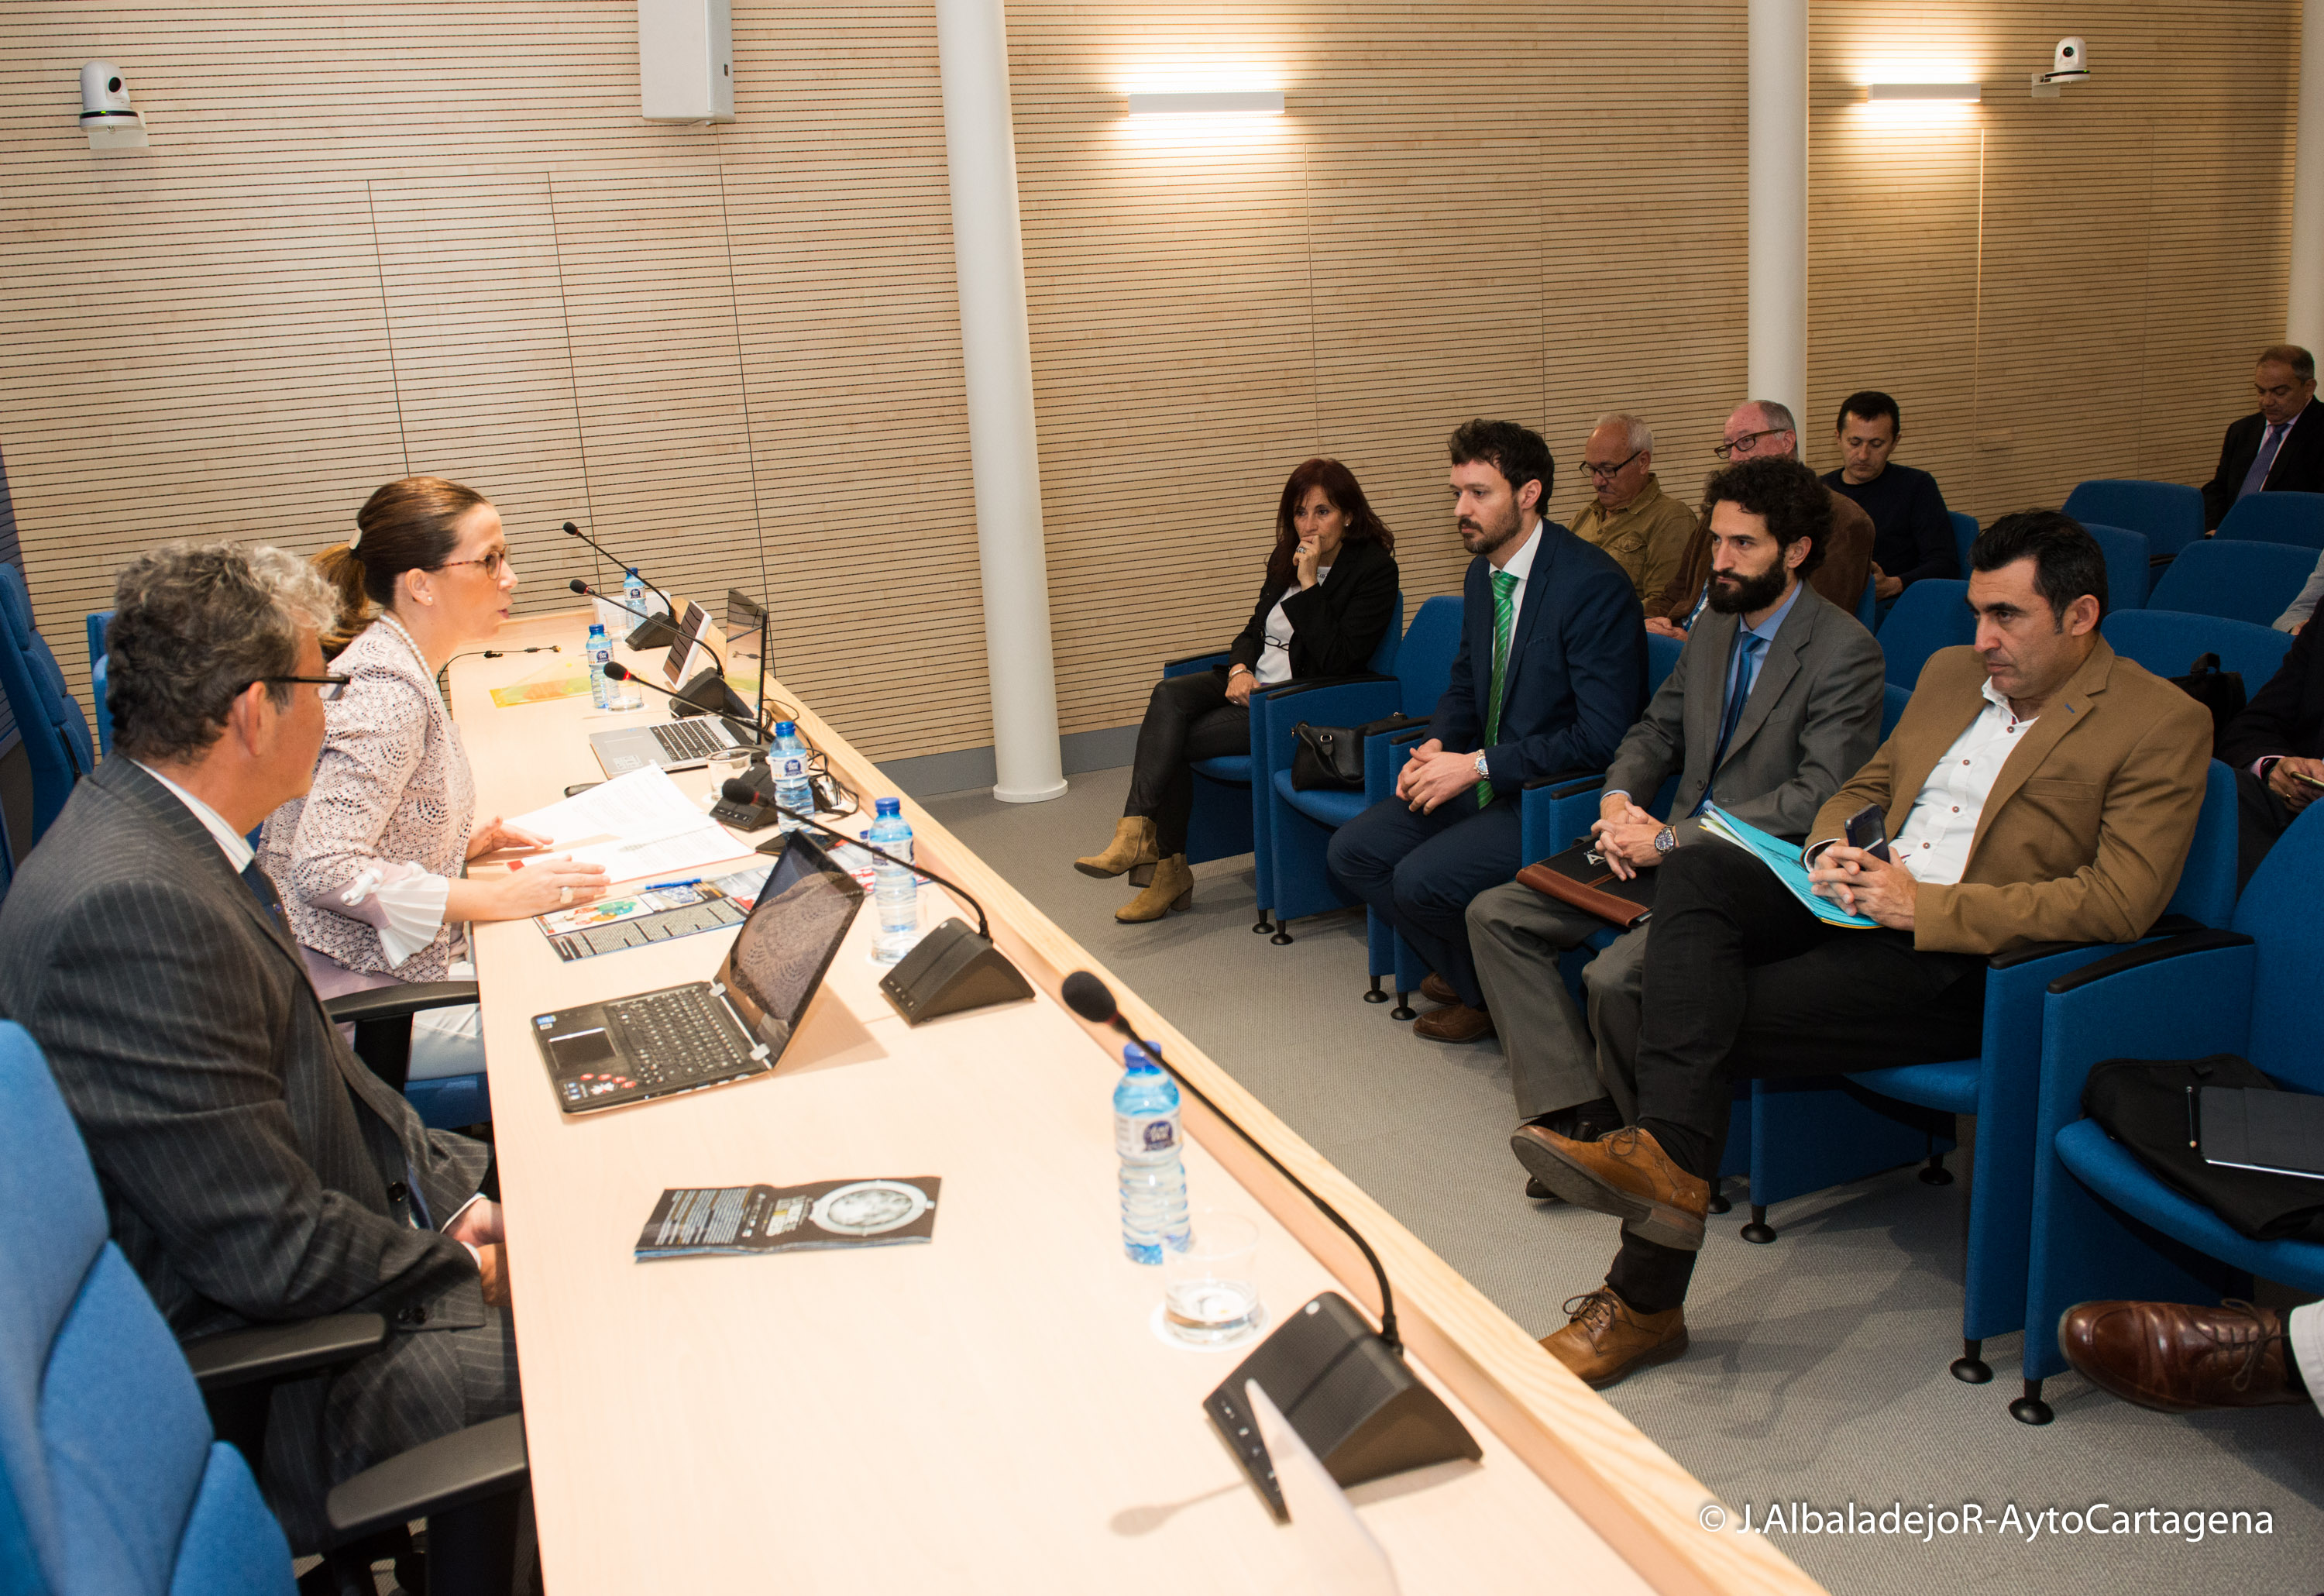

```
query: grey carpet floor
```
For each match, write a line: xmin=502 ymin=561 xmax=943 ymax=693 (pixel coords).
xmin=924 ymin=768 xmax=2324 ymax=1594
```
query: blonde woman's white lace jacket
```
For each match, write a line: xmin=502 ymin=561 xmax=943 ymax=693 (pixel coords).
xmin=260 ymin=615 xmax=476 ymax=980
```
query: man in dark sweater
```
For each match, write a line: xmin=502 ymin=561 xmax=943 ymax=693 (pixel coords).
xmin=1820 ymin=390 xmax=1957 ymax=602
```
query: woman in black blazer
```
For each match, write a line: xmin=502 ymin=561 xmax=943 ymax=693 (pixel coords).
xmin=1076 ymin=458 xmax=1400 ymax=921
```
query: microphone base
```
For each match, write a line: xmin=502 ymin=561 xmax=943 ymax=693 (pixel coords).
xmin=624 ymin=611 xmax=681 ymax=651
xmin=672 ymin=666 xmax=757 ymax=724
xmin=1204 ymin=1291 xmax=1480 ymax=1522
xmin=875 ymin=917 xmax=1033 ymax=1025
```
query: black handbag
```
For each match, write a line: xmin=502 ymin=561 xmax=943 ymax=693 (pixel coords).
xmin=2170 ymin=653 xmax=2247 ymax=754
xmin=1290 ymin=714 xmax=1424 ymax=792
xmin=2082 ymin=1054 xmax=2324 ymax=1242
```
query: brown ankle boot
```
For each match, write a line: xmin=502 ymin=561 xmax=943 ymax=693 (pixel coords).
xmin=1076 ymin=816 xmax=1159 ymax=879
xmin=1540 ymin=1285 xmax=1687 ymax=1388
xmin=1116 ymin=855 xmax=1194 ymax=921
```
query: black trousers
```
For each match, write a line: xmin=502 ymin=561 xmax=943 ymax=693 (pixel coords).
xmin=2234 ymin=764 xmax=2301 ymax=892
xmin=1124 ymin=670 xmax=1250 ymax=857
xmin=1325 ymin=789 xmax=1525 ymax=1009
xmin=1608 ymin=841 xmax=1987 ymax=1315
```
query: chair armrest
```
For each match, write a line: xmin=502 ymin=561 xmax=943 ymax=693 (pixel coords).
xmin=1521 ymin=768 xmax=1607 ymax=794
xmin=2046 ymin=927 xmax=2256 ymax=996
xmin=1161 ymin=649 xmax=1231 ymax=677
xmin=1257 ymin=672 xmax=1398 ymax=703
xmin=183 ymin=1315 xmax=388 ymax=1392
xmin=323 ymin=982 xmax=480 ymax=1026
xmin=326 ymin=1412 xmax=530 ymax=1543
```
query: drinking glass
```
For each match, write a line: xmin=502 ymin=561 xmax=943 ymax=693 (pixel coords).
xmin=1162 ymin=1209 xmax=1262 ymax=1346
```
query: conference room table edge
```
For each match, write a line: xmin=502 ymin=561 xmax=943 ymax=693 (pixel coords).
xmin=448 ymin=607 xmax=1822 ymax=1596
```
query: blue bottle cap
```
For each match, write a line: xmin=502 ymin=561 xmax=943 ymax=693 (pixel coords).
xmin=626 ymin=566 xmax=640 ymax=577
xmin=774 ymin=720 xmax=797 ymax=738
xmin=587 ymin=622 xmax=606 ymax=637
xmin=875 ymin=796 xmax=901 ymax=817
xmin=1122 ymin=1041 xmax=1161 ymax=1071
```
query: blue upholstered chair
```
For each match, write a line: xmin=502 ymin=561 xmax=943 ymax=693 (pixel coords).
xmin=0 ymin=1018 xmax=530 ymax=1594
xmin=0 ymin=565 xmax=98 ymax=847
xmin=2077 ymin=522 xmax=2150 ymax=610
xmin=1874 ymin=578 xmax=1973 ymax=688
xmin=1160 ymin=593 xmax=1401 ymax=936
xmin=1950 ymin=510 xmax=1978 ymax=576
xmin=2015 ymin=803 xmax=2324 ymax=1424
xmin=1260 ymin=597 xmax=1462 ymax=955
xmin=2216 ymin=489 xmax=2324 ymax=552
xmin=2061 ymin=479 xmax=2205 ymax=560
xmin=2147 ymin=538 xmax=2322 ymax=627
xmin=85 ymin=611 xmax=114 ymax=757
xmin=1734 ymin=760 xmax=2242 ymax=1387
xmin=2101 ymin=608 xmax=2293 ymax=690
xmin=1856 ymin=573 xmax=1879 ymax=631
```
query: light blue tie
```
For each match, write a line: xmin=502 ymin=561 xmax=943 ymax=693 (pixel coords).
xmin=2239 ymin=421 xmax=2288 ymax=502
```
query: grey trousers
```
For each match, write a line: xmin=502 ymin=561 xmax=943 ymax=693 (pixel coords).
xmin=1465 ymin=879 xmax=1652 ymax=1122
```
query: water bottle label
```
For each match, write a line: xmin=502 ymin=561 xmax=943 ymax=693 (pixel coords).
xmin=1116 ymin=1111 xmax=1178 ymax=1159
xmin=773 ymin=755 xmax=806 ymax=779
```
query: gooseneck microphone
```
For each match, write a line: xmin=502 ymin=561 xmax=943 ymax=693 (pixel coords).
xmin=1058 ymin=971 xmax=1401 ymax=1352
xmin=1056 ymin=973 xmax=1479 ymax=1520
xmin=569 ymin=578 xmax=668 ymax=631
xmin=561 ymin=519 xmax=676 ymax=616
xmin=600 ymin=660 xmax=759 ymax=731
xmin=726 ymin=781 xmax=992 ymax=943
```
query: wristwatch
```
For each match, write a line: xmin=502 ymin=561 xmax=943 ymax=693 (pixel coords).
xmin=1653 ymin=824 xmax=1677 ymax=856
xmin=1473 ymin=752 xmax=1490 ymax=780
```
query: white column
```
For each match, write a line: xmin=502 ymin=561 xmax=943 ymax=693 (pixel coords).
xmin=1748 ymin=0 xmax=1809 ymax=421
xmin=933 ymin=0 xmax=1067 ymax=803
xmin=2290 ymin=0 xmax=2324 ymax=349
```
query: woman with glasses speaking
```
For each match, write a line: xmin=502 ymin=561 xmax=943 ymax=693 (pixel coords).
xmin=260 ymin=476 xmax=609 ymax=1076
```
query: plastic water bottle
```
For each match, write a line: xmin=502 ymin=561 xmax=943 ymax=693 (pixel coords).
xmin=622 ymin=566 xmax=648 ymax=631
xmin=1116 ymin=1042 xmax=1191 ymax=1264
xmin=867 ymin=797 xmax=920 ymax=965
xmin=586 ymin=623 xmax=616 ymax=709
xmin=768 ymin=721 xmax=813 ymax=834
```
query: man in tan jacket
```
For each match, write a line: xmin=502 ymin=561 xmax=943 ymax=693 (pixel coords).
xmin=1568 ymin=413 xmax=1700 ymax=609
xmin=1514 ymin=510 xmax=2213 ymax=1388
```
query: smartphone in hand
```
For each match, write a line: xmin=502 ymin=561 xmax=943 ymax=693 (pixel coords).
xmin=1843 ymin=802 xmax=1893 ymax=862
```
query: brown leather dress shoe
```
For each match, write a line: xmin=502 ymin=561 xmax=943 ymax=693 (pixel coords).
xmin=1413 ymin=1002 xmax=1496 ymax=1042
xmin=2058 ymin=1299 xmax=2309 ymax=1414
xmin=1509 ymin=1124 xmax=1707 ymax=1249
xmin=1541 ymin=1285 xmax=1688 ymax=1388
xmin=1418 ymin=972 xmax=1459 ymax=1006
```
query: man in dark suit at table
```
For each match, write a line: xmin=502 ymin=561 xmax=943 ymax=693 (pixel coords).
xmin=1519 ymin=512 xmax=2212 ymax=1388
xmin=2201 ymin=344 xmax=2324 ymax=530
xmin=1467 ymin=456 xmax=1885 ymax=1179
xmin=0 ymin=542 xmax=517 ymax=1553
xmin=1327 ymin=418 xmax=1645 ymax=1042
xmin=2216 ymin=612 xmax=2324 ymax=886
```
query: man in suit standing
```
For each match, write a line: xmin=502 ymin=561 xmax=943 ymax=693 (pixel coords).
xmin=1467 ymin=457 xmax=1886 ymax=1182
xmin=2216 ymin=611 xmax=2324 ymax=886
xmin=0 ymin=543 xmax=517 ymax=1553
xmin=1520 ymin=512 xmax=2212 ymax=1388
xmin=2201 ymin=344 xmax=2324 ymax=530
xmin=1327 ymin=418 xmax=1645 ymax=1042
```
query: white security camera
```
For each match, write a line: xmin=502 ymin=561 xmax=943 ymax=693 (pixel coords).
xmin=79 ymin=61 xmax=136 ymax=122
xmin=2051 ymin=37 xmax=2089 ymax=78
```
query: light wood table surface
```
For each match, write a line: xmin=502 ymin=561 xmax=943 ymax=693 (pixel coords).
xmin=449 ymin=608 xmax=1824 ymax=1596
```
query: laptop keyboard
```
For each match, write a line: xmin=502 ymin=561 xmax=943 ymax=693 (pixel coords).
xmin=650 ymin=718 xmax=734 ymax=761
xmin=605 ymin=989 xmax=748 ymax=1086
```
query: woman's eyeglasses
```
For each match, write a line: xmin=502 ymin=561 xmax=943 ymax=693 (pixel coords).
xmin=435 ymin=549 xmax=508 ymax=578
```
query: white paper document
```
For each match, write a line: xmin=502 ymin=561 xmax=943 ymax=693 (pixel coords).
xmin=505 ymin=766 xmax=751 ymax=885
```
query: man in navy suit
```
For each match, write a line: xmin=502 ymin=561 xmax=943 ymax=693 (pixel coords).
xmin=1328 ymin=418 xmax=1645 ymax=1041
xmin=2200 ymin=344 xmax=2324 ymax=530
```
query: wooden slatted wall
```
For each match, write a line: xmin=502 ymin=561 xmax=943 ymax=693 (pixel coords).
xmin=0 ymin=2 xmax=2302 ymax=763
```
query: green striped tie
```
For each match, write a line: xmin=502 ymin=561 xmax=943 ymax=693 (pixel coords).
xmin=1480 ymin=567 xmax=1518 ymax=807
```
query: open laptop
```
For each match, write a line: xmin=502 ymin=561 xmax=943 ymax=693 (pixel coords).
xmin=531 ymin=831 xmax=865 ymax=1114
xmin=586 ymin=601 xmax=762 ymax=775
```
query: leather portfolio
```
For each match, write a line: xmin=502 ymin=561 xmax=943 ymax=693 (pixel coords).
xmin=1514 ymin=838 xmax=1656 ymax=930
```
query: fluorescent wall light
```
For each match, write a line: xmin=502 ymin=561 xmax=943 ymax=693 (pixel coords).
xmin=1126 ymin=91 xmax=1284 ymax=115
xmin=1865 ymin=82 xmax=1982 ymax=101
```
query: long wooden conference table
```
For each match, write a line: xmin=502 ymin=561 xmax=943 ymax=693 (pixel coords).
xmin=449 ymin=607 xmax=1824 ymax=1596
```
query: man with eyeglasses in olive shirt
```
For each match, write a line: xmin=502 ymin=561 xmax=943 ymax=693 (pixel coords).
xmin=1567 ymin=413 xmax=1700 ymax=610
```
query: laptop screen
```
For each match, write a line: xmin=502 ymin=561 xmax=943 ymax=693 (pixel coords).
xmin=717 ymin=831 xmax=866 ymax=1055
xmin=663 ymin=602 xmax=715 ymax=689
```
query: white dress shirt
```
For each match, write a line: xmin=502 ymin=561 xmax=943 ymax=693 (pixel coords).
xmin=1888 ymin=676 xmax=2037 ymax=887
xmin=136 ymin=762 xmax=256 ymax=870
xmin=1255 ymin=565 xmax=1332 ymax=686
xmin=1495 ymin=520 xmax=1542 ymax=621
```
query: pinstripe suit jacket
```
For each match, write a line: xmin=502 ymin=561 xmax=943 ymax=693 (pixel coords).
xmin=0 ymin=757 xmax=486 ymax=1343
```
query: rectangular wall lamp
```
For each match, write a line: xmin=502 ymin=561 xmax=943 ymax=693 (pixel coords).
xmin=1126 ymin=91 xmax=1284 ymax=115
xmin=1863 ymin=82 xmax=1982 ymax=101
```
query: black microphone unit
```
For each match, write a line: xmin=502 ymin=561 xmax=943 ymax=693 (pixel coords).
xmin=600 ymin=659 xmax=758 ymax=731
xmin=1057 ymin=971 xmax=1478 ymax=1522
xmin=720 ymin=772 xmax=1032 ymax=1026
xmin=567 ymin=576 xmax=681 ymax=652
xmin=562 ymin=523 xmax=681 ymax=649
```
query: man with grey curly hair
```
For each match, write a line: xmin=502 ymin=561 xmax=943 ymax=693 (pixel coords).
xmin=0 ymin=541 xmax=520 ymax=1556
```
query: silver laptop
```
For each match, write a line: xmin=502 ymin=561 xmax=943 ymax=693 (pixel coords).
xmin=586 ymin=602 xmax=762 ymax=774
